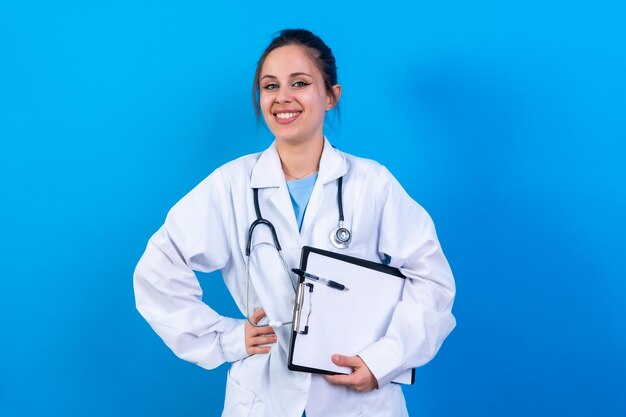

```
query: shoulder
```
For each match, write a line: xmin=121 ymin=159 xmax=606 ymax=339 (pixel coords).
xmin=214 ymin=152 xmax=262 ymax=180
xmin=340 ymin=148 xmax=426 ymax=213
xmin=340 ymin=150 xmax=395 ymax=185
xmin=192 ymin=151 xmax=261 ymax=193
xmin=169 ymin=152 xmax=260 ymax=211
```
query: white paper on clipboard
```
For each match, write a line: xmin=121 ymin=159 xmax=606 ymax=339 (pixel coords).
xmin=288 ymin=246 xmax=415 ymax=385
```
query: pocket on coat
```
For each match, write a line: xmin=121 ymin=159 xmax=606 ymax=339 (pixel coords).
xmin=222 ymin=371 xmax=258 ymax=417
xmin=358 ymin=383 xmax=408 ymax=417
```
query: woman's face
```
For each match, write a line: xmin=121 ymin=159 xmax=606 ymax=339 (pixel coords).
xmin=259 ymin=45 xmax=340 ymax=145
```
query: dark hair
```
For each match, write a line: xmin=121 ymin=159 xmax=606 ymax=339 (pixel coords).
xmin=252 ymin=29 xmax=339 ymax=121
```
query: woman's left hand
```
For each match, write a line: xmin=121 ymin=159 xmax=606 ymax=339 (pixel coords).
xmin=324 ymin=354 xmax=379 ymax=392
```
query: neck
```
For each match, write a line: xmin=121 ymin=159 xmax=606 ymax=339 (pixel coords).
xmin=276 ymin=136 xmax=324 ymax=180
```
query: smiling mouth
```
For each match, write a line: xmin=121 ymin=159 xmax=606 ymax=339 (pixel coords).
xmin=274 ymin=111 xmax=302 ymax=120
xmin=273 ymin=111 xmax=302 ymax=124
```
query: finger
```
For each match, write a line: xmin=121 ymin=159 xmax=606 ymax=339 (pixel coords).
xmin=250 ymin=308 xmax=266 ymax=324
xmin=250 ymin=325 xmax=275 ymax=337
xmin=331 ymin=354 xmax=361 ymax=368
xmin=249 ymin=334 xmax=277 ymax=346
xmin=326 ymin=371 xmax=374 ymax=392
xmin=325 ymin=373 xmax=356 ymax=387
xmin=248 ymin=345 xmax=272 ymax=355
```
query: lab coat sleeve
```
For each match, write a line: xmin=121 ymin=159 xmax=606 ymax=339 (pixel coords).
xmin=358 ymin=167 xmax=456 ymax=388
xmin=133 ymin=169 xmax=249 ymax=369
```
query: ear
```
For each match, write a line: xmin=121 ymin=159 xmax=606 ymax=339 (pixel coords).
xmin=326 ymin=84 xmax=342 ymax=110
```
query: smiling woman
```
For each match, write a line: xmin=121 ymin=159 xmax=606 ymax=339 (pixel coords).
xmin=134 ymin=28 xmax=456 ymax=417
xmin=259 ymin=45 xmax=338 ymax=152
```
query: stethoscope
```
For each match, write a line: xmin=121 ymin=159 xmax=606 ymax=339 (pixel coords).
xmin=245 ymin=176 xmax=351 ymax=328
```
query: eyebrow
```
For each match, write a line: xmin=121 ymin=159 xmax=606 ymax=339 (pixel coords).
xmin=261 ymin=72 xmax=313 ymax=80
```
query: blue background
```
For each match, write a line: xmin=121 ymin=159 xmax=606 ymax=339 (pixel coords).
xmin=1 ymin=1 xmax=625 ymax=416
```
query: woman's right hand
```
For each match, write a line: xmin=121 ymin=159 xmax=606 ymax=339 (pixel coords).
xmin=245 ymin=308 xmax=277 ymax=355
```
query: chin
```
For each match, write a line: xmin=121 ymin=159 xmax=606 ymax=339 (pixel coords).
xmin=271 ymin=128 xmax=302 ymax=143
xmin=273 ymin=128 xmax=323 ymax=145
xmin=275 ymin=135 xmax=317 ymax=146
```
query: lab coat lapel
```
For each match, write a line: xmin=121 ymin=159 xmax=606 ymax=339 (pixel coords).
xmin=249 ymin=141 xmax=299 ymax=237
xmin=250 ymin=141 xmax=282 ymax=190
xmin=300 ymin=138 xmax=348 ymax=236
xmin=248 ymin=142 xmax=299 ymax=345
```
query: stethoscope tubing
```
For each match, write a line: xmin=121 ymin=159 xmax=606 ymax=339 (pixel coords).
xmin=245 ymin=176 xmax=351 ymax=328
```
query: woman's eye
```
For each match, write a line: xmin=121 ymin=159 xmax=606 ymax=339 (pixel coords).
xmin=263 ymin=83 xmax=278 ymax=90
xmin=292 ymin=81 xmax=310 ymax=88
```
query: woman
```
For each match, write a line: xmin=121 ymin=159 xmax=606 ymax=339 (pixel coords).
xmin=134 ymin=29 xmax=456 ymax=417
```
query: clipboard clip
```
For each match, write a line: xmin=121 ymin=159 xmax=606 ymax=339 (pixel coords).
xmin=293 ymin=281 xmax=314 ymax=335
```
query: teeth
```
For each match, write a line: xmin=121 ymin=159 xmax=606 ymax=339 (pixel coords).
xmin=276 ymin=112 xmax=300 ymax=119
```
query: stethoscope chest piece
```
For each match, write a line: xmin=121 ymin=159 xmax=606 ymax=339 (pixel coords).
xmin=330 ymin=222 xmax=351 ymax=249
xmin=329 ymin=176 xmax=351 ymax=249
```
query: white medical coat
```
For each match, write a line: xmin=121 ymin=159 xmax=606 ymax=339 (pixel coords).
xmin=134 ymin=138 xmax=456 ymax=417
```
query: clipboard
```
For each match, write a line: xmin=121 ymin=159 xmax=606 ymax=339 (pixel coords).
xmin=287 ymin=246 xmax=415 ymax=385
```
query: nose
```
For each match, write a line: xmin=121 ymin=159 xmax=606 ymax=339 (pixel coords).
xmin=274 ymin=88 xmax=292 ymax=104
